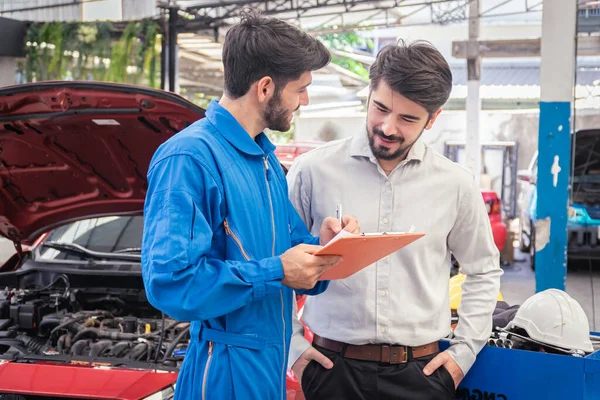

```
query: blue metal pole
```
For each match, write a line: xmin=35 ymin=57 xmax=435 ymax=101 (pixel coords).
xmin=535 ymin=0 xmax=577 ymax=292
xmin=535 ymin=103 xmax=571 ymax=291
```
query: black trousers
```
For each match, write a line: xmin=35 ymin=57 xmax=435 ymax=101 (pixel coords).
xmin=302 ymin=344 xmax=457 ymax=400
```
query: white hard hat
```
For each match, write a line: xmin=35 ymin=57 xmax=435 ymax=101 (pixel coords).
xmin=504 ymin=289 xmax=594 ymax=353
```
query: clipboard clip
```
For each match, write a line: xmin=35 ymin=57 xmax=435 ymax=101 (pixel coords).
xmin=360 ymin=226 xmax=416 ymax=236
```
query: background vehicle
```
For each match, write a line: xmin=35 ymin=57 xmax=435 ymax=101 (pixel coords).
xmin=483 ymin=190 xmax=507 ymax=252
xmin=518 ymin=129 xmax=600 ymax=269
xmin=274 ymin=141 xmax=324 ymax=169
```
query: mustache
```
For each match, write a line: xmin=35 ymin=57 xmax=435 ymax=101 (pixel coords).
xmin=372 ymin=127 xmax=404 ymax=143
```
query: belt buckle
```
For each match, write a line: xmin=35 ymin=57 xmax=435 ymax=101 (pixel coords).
xmin=385 ymin=345 xmax=408 ymax=364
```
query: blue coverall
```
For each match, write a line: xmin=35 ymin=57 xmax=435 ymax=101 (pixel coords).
xmin=141 ymin=100 xmax=328 ymax=399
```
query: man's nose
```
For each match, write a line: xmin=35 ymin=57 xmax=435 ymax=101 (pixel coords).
xmin=300 ymin=91 xmax=309 ymax=106
xmin=381 ymin=116 xmax=398 ymax=136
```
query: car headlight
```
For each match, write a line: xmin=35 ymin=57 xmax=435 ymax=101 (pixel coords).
xmin=568 ymin=206 xmax=584 ymax=218
xmin=143 ymin=385 xmax=175 ymax=400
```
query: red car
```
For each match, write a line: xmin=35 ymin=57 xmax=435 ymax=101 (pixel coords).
xmin=0 ymin=82 xmax=204 ymax=400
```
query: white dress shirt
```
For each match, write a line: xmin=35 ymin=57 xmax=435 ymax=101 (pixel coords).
xmin=286 ymin=131 xmax=503 ymax=375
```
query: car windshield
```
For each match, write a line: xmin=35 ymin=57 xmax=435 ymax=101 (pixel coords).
xmin=36 ymin=216 xmax=143 ymax=262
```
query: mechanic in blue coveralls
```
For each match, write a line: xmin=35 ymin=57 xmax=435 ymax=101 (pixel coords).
xmin=141 ymin=11 xmax=359 ymax=400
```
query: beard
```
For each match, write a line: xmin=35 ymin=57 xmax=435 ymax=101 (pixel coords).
xmin=367 ymin=125 xmax=426 ymax=161
xmin=263 ymin=90 xmax=297 ymax=132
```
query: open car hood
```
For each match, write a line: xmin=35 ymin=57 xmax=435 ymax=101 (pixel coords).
xmin=572 ymin=128 xmax=600 ymax=204
xmin=0 ymin=81 xmax=205 ymax=246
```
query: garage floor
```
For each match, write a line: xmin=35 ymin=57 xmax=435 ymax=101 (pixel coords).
xmin=502 ymin=250 xmax=600 ymax=332
xmin=2 ymin=238 xmax=600 ymax=331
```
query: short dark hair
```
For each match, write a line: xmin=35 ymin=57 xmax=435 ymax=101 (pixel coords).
xmin=222 ymin=10 xmax=331 ymax=98
xmin=369 ymin=40 xmax=452 ymax=114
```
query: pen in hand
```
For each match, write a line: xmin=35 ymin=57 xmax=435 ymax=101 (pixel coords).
xmin=336 ymin=204 xmax=343 ymax=225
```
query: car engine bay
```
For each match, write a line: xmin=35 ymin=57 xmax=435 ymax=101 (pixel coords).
xmin=0 ymin=267 xmax=188 ymax=369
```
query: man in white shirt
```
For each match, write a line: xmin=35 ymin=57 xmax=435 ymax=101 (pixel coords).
xmin=287 ymin=41 xmax=503 ymax=399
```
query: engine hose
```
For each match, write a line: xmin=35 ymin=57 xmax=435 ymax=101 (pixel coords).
xmin=70 ymin=328 xmax=99 ymax=343
xmin=50 ymin=311 xmax=112 ymax=338
xmin=38 ymin=318 xmax=61 ymax=335
xmin=0 ymin=339 xmax=28 ymax=354
xmin=16 ymin=334 xmax=51 ymax=355
xmin=109 ymin=341 xmax=131 ymax=357
xmin=100 ymin=331 xmax=147 ymax=341
xmin=129 ymin=343 xmax=148 ymax=360
xmin=72 ymin=328 xmax=140 ymax=343
xmin=89 ymin=340 xmax=113 ymax=357
xmin=146 ymin=343 xmax=155 ymax=362
xmin=162 ymin=326 xmax=190 ymax=362
xmin=70 ymin=339 xmax=90 ymax=356
xmin=65 ymin=332 xmax=73 ymax=349
xmin=57 ymin=334 xmax=68 ymax=354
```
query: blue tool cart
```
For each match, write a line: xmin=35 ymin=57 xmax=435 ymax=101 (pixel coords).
xmin=440 ymin=338 xmax=600 ymax=400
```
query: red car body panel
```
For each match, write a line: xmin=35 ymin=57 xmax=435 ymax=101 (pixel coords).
xmin=274 ymin=141 xmax=324 ymax=169
xmin=481 ymin=190 xmax=507 ymax=251
xmin=0 ymin=361 xmax=177 ymax=399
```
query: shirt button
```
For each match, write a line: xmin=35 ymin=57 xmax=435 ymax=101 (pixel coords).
xmin=380 ymin=327 xmax=386 ymax=333
xmin=385 ymin=182 xmax=391 ymax=187
xmin=383 ymin=217 xmax=389 ymax=224
xmin=379 ymin=291 xmax=386 ymax=297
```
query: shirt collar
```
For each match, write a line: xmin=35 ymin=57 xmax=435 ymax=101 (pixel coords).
xmin=205 ymin=100 xmax=275 ymax=156
xmin=349 ymin=129 xmax=426 ymax=163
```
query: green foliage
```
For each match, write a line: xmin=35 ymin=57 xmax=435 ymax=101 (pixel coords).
xmin=319 ymin=32 xmax=373 ymax=51
xmin=319 ymin=32 xmax=374 ymax=81
xmin=19 ymin=19 xmax=161 ymax=88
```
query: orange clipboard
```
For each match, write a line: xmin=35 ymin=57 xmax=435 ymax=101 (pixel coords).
xmin=314 ymin=232 xmax=425 ymax=280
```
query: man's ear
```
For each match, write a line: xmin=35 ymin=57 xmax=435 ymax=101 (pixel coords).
xmin=256 ymin=76 xmax=275 ymax=104
xmin=425 ymin=108 xmax=443 ymax=130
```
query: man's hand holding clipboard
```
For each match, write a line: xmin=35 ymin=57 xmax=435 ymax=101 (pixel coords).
xmin=280 ymin=210 xmax=360 ymax=289
xmin=318 ymin=204 xmax=361 ymax=246
xmin=314 ymin=209 xmax=425 ymax=280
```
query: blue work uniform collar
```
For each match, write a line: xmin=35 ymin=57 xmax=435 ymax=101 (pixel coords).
xmin=205 ymin=100 xmax=276 ymax=157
